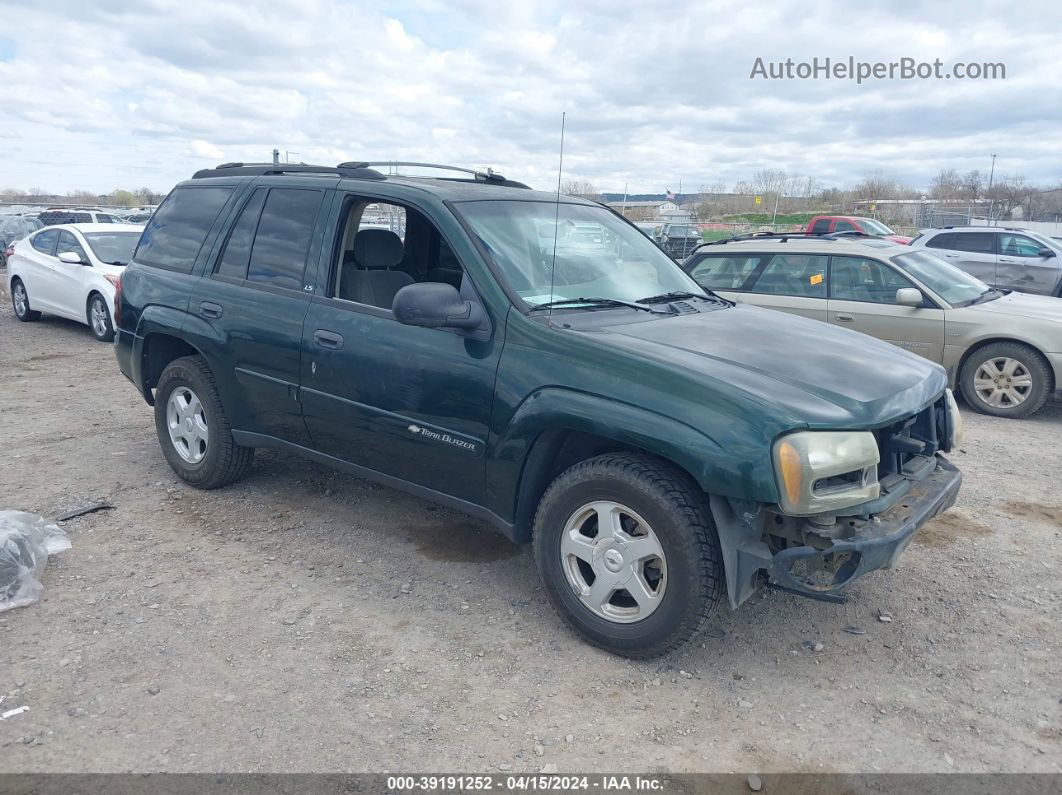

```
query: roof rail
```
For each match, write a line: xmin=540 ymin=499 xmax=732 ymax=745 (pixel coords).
xmin=192 ymin=162 xmax=386 ymax=180
xmin=337 ymin=161 xmax=530 ymax=189
xmin=699 ymin=230 xmax=884 ymax=247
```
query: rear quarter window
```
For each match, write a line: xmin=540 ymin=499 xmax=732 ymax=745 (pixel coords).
xmin=135 ymin=186 xmax=234 ymax=273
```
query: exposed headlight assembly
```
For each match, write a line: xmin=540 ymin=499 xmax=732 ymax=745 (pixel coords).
xmin=773 ymin=431 xmax=880 ymax=516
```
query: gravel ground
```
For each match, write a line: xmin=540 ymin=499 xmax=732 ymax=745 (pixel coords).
xmin=0 ymin=281 xmax=1059 ymax=774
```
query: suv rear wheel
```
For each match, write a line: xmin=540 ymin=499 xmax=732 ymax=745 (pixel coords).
xmin=960 ymin=341 xmax=1051 ymax=419
xmin=154 ymin=356 xmax=254 ymax=488
xmin=533 ymin=452 xmax=725 ymax=658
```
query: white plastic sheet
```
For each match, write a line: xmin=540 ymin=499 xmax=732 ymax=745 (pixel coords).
xmin=0 ymin=511 xmax=71 ymax=612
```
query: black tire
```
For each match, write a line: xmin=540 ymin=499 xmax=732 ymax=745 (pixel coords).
xmin=532 ymin=452 xmax=725 ymax=658
xmin=960 ymin=341 xmax=1052 ymax=419
xmin=11 ymin=278 xmax=41 ymax=322
xmin=87 ymin=292 xmax=114 ymax=342
xmin=154 ymin=355 xmax=254 ymax=489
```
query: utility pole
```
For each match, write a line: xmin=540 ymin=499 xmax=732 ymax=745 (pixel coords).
xmin=771 ymin=191 xmax=780 ymax=229
xmin=987 ymin=153 xmax=997 ymax=224
xmin=621 ymin=182 xmax=628 ymax=217
xmin=272 ymin=148 xmax=280 ymax=164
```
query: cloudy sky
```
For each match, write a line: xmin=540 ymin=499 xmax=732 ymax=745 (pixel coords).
xmin=1 ymin=0 xmax=1060 ymax=195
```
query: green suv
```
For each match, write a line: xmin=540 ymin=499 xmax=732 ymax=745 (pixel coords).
xmin=114 ymin=162 xmax=963 ymax=657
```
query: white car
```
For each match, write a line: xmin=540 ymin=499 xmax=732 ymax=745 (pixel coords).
xmin=8 ymin=223 xmax=142 ymax=342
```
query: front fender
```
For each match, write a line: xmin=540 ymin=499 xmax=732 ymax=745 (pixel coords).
xmin=486 ymin=387 xmax=779 ymax=531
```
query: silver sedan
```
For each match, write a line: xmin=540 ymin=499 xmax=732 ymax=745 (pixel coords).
xmin=682 ymin=236 xmax=1062 ymax=419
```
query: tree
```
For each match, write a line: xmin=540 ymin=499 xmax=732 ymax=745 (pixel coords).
xmin=850 ymin=171 xmax=911 ymax=201
xmin=561 ymin=179 xmax=601 ymax=201
xmin=929 ymin=168 xmax=963 ymax=199
xmin=986 ymin=175 xmax=1031 ymax=220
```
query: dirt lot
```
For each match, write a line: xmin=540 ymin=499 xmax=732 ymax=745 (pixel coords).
xmin=0 ymin=284 xmax=1059 ymax=775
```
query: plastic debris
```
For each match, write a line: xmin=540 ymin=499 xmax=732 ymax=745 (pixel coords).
xmin=55 ymin=502 xmax=113 ymax=522
xmin=1 ymin=706 xmax=30 ymax=720
xmin=0 ymin=511 xmax=72 ymax=613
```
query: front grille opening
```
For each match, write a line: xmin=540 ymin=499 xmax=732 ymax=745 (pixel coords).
xmin=789 ymin=550 xmax=862 ymax=590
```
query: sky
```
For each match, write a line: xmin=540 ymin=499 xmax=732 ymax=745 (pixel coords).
xmin=1 ymin=0 xmax=1060 ymax=195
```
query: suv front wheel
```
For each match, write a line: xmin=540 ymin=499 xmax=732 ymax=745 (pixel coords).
xmin=154 ymin=356 xmax=254 ymax=489
xmin=533 ymin=452 xmax=725 ymax=658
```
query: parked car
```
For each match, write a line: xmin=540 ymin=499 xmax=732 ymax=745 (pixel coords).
xmin=634 ymin=222 xmax=659 ymax=239
xmin=37 ymin=207 xmax=124 ymax=226
xmin=806 ymin=215 xmax=912 ymax=244
xmin=0 ymin=215 xmax=43 ymax=266
xmin=909 ymin=225 xmax=1062 ymax=297
xmin=654 ymin=222 xmax=703 ymax=258
xmin=682 ymin=235 xmax=1062 ymax=418
xmin=113 ymin=161 xmax=961 ymax=657
xmin=8 ymin=223 xmax=142 ymax=341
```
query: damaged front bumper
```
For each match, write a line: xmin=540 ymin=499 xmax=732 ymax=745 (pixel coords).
xmin=711 ymin=456 xmax=962 ymax=608
xmin=765 ymin=457 xmax=961 ymax=601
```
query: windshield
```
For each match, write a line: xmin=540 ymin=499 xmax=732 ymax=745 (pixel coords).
xmin=861 ymin=219 xmax=895 ymax=235
xmin=668 ymin=226 xmax=698 ymax=236
xmin=456 ymin=201 xmax=705 ymax=308
xmin=892 ymin=250 xmax=995 ymax=306
xmin=84 ymin=231 xmax=140 ymax=265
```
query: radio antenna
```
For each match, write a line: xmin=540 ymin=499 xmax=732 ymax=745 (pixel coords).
xmin=547 ymin=111 xmax=566 ymax=326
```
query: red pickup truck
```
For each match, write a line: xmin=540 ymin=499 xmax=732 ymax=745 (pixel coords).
xmin=806 ymin=215 xmax=912 ymax=244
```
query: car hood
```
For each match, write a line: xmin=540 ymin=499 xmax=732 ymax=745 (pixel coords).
xmin=967 ymin=290 xmax=1062 ymax=323
xmin=594 ymin=303 xmax=947 ymax=428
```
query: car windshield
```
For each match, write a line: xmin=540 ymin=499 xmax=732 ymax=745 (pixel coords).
xmin=456 ymin=200 xmax=706 ymax=308
xmin=892 ymin=250 xmax=996 ymax=306
xmin=861 ymin=219 xmax=895 ymax=235
xmin=668 ymin=226 xmax=697 ymax=236
xmin=83 ymin=231 xmax=141 ymax=265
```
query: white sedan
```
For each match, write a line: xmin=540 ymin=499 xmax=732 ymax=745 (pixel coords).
xmin=8 ymin=223 xmax=142 ymax=342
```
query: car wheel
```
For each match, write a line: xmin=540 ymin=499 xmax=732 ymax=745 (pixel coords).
xmin=960 ymin=342 xmax=1051 ymax=419
xmin=87 ymin=293 xmax=114 ymax=342
xmin=10 ymin=278 xmax=41 ymax=322
xmin=154 ymin=355 xmax=254 ymax=489
xmin=532 ymin=452 xmax=725 ymax=658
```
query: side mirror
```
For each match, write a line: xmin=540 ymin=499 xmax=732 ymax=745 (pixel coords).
xmin=392 ymin=282 xmax=484 ymax=331
xmin=895 ymin=288 xmax=924 ymax=307
xmin=1038 ymin=247 xmax=1055 ymax=258
xmin=58 ymin=251 xmax=86 ymax=265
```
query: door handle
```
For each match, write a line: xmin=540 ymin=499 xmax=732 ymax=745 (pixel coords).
xmin=998 ymin=258 xmax=1016 ymax=263
xmin=943 ymin=253 xmax=959 ymax=257
xmin=199 ymin=301 xmax=223 ymax=319
xmin=313 ymin=329 xmax=344 ymax=350
xmin=835 ymin=314 xmax=854 ymax=322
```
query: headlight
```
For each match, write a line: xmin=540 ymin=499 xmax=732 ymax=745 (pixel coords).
xmin=944 ymin=388 xmax=963 ymax=451
xmin=773 ymin=431 xmax=880 ymax=516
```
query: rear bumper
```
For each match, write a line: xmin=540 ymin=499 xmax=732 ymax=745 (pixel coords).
xmin=766 ymin=457 xmax=961 ymax=599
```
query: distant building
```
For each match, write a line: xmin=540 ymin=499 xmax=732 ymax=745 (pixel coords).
xmin=606 ymin=200 xmax=690 ymax=221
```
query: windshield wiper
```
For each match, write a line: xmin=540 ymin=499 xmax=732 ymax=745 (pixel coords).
xmin=968 ymin=288 xmax=1001 ymax=306
xmin=635 ymin=290 xmax=725 ymax=305
xmin=528 ymin=297 xmax=668 ymax=314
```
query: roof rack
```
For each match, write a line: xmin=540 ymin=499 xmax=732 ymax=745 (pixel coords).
xmin=192 ymin=162 xmax=386 ymax=180
xmin=337 ymin=161 xmax=530 ymax=189
xmin=699 ymin=230 xmax=883 ymax=247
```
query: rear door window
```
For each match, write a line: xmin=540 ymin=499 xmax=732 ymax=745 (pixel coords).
xmin=951 ymin=233 xmax=996 ymax=254
xmin=216 ymin=189 xmax=267 ymax=279
xmin=925 ymin=233 xmax=955 ymax=250
xmin=135 ymin=186 xmax=234 ymax=273
xmin=687 ymin=254 xmax=762 ymax=290
xmin=246 ymin=188 xmax=324 ymax=291
xmin=747 ymin=254 xmax=827 ymax=297
xmin=810 ymin=218 xmax=831 ymax=234
xmin=31 ymin=229 xmax=59 ymax=256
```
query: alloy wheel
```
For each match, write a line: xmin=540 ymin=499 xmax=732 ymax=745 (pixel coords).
xmin=166 ymin=386 xmax=209 ymax=464
xmin=90 ymin=297 xmax=109 ymax=337
xmin=13 ymin=282 xmax=27 ymax=317
xmin=560 ymin=501 xmax=667 ymax=623
xmin=973 ymin=357 xmax=1033 ymax=409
